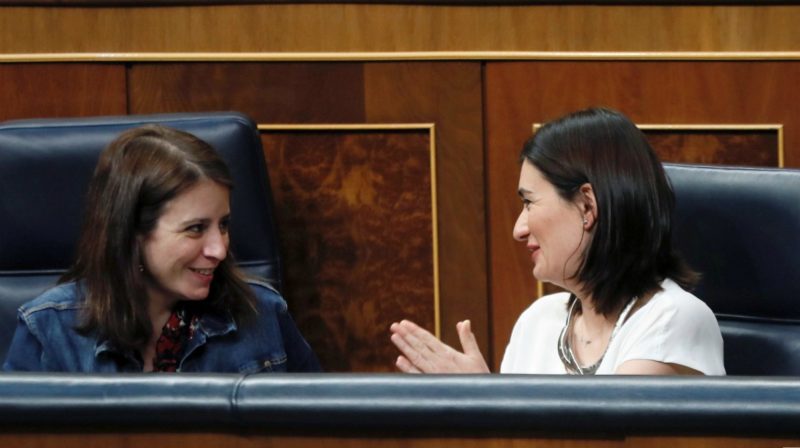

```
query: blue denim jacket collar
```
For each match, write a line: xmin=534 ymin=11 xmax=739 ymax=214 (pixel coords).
xmin=4 ymin=280 xmax=321 ymax=373
xmin=93 ymin=306 xmax=238 ymax=369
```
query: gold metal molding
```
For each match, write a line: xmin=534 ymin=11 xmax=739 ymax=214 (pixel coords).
xmin=258 ymin=123 xmax=441 ymax=339
xmin=4 ymin=51 xmax=800 ymax=63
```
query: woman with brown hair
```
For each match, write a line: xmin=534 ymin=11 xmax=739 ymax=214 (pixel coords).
xmin=390 ymin=108 xmax=724 ymax=375
xmin=3 ymin=125 xmax=320 ymax=373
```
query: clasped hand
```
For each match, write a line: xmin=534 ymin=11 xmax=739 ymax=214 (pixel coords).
xmin=389 ymin=319 xmax=490 ymax=373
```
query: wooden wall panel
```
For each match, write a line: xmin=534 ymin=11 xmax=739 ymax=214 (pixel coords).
xmin=261 ymin=129 xmax=436 ymax=372
xmin=128 ymin=63 xmax=366 ymax=123
xmin=362 ymin=62 xmax=488 ymax=362
xmin=3 ymin=4 xmax=800 ymax=53
xmin=0 ymin=63 xmax=126 ymax=120
xmin=484 ymin=60 xmax=800 ymax=370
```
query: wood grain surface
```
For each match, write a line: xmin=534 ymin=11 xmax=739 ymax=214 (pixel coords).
xmin=0 ymin=63 xmax=126 ymax=120
xmin=2 ymin=4 xmax=800 ymax=53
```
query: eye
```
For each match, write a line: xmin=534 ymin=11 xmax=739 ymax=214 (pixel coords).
xmin=185 ymin=223 xmax=206 ymax=235
xmin=521 ymin=198 xmax=533 ymax=211
xmin=219 ymin=218 xmax=231 ymax=234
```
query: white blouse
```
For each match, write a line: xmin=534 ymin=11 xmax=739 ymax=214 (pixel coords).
xmin=500 ymin=279 xmax=726 ymax=375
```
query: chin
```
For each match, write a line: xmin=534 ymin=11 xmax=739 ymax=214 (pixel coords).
xmin=182 ymin=289 xmax=211 ymax=301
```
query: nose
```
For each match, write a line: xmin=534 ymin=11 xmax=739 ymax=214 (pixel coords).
xmin=512 ymin=208 xmax=529 ymax=242
xmin=203 ymin=229 xmax=229 ymax=261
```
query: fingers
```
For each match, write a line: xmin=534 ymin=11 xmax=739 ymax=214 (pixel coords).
xmin=391 ymin=320 xmax=445 ymax=357
xmin=390 ymin=319 xmax=490 ymax=374
xmin=390 ymin=321 xmax=434 ymax=372
xmin=394 ymin=320 xmax=443 ymax=352
xmin=456 ymin=320 xmax=490 ymax=373
xmin=395 ymin=355 xmax=422 ymax=374
xmin=390 ymin=320 xmax=454 ymax=373
xmin=456 ymin=320 xmax=481 ymax=357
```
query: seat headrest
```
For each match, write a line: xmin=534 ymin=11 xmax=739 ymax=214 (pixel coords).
xmin=666 ymin=163 xmax=800 ymax=375
xmin=666 ymin=163 xmax=800 ymax=323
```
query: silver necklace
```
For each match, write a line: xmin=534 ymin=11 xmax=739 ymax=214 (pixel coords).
xmin=557 ymin=296 xmax=638 ymax=375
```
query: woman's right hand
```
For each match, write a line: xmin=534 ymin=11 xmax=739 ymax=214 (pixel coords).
xmin=389 ymin=319 xmax=490 ymax=373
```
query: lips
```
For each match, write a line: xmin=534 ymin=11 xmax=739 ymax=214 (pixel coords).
xmin=528 ymin=245 xmax=541 ymax=262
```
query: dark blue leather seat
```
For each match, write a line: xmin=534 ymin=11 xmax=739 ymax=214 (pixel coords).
xmin=666 ymin=164 xmax=800 ymax=375
xmin=0 ymin=112 xmax=282 ymax=362
xmin=1 ymin=374 xmax=799 ymax=436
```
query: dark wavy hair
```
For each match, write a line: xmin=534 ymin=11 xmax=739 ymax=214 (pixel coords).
xmin=521 ymin=107 xmax=697 ymax=316
xmin=63 ymin=124 xmax=257 ymax=351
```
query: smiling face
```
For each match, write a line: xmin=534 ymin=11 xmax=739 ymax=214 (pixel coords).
xmin=512 ymin=160 xmax=594 ymax=292
xmin=140 ymin=178 xmax=231 ymax=311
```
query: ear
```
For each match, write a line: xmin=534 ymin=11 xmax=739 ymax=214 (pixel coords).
xmin=577 ymin=183 xmax=597 ymax=229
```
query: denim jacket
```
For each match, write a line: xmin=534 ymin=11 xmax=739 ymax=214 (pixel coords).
xmin=2 ymin=280 xmax=321 ymax=373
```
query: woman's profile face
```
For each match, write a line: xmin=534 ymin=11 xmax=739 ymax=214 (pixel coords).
xmin=512 ymin=160 xmax=590 ymax=291
xmin=140 ymin=178 xmax=231 ymax=310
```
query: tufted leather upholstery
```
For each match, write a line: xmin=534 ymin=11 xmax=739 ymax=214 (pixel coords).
xmin=666 ymin=164 xmax=800 ymax=375
xmin=0 ymin=112 xmax=282 ymax=362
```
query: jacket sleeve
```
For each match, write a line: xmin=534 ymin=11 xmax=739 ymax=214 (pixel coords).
xmin=2 ymin=314 xmax=46 ymax=372
xmin=277 ymin=305 xmax=322 ymax=373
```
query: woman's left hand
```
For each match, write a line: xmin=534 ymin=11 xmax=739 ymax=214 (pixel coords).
xmin=389 ymin=319 xmax=490 ymax=373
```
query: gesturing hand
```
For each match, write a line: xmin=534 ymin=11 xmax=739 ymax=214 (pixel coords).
xmin=389 ymin=319 xmax=490 ymax=374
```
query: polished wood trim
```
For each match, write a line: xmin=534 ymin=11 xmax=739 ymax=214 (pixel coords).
xmin=4 ymin=52 xmax=800 ymax=62
xmin=3 ymin=4 xmax=799 ymax=54
xmin=257 ymin=123 xmax=441 ymax=339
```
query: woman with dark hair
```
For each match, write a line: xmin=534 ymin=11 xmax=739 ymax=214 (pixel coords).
xmin=3 ymin=125 xmax=320 ymax=373
xmin=390 ymin=108 xmax=724 ymax=375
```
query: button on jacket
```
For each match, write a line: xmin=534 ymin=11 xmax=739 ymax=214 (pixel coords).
xmin=2 ymin=280 xmax=321 ymax=373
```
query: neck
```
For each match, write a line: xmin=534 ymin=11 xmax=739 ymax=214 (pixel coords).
xmin=145 ymin=284 xmax=178 ymax=339
xmin=571 ymin=295 xmax=618 ymax=348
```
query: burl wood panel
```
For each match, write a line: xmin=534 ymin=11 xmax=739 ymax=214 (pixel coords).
xmin=261 ymin=130 xmax=435 ymax=372
xmin=128 ymin=62 xmax=365 ymax=123
xmin=0 ymin=63 xmax=126 ymax=120
xmin=645 ymin=130 xmax=779 ymax=166
xmin=485 ymin=61 xmax=800 ymax=370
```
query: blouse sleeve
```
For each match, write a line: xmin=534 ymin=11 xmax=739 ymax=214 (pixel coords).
xmin=613 ymin=293 xmax=725 ymax=375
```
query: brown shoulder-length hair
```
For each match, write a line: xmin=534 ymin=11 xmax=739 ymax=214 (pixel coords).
xmin=521 ymin=107 xmax=698 ymax=317
xmin=63 ymin=124 xmax=257 ymax=351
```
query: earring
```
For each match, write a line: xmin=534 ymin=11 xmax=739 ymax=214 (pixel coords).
xmin=138 ymin=264 xmax=144 ymax=273
xmin=583 ymin=218 xmax=588 ymax=225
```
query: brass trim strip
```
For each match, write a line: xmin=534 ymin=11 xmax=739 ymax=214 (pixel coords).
xmin=258 ymin=123 xmax=442 ymax=339
xmin=259 ymin=123 xmax=431 ymax=130
xmin=637 ymin=124 xmax=783 ymax=130
xmin=4 ymin=51 xmax=800 ymax=63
